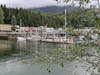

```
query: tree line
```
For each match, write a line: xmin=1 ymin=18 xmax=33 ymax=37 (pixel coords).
xmin=0 ymin=5 xmax=100 ymax=28
xmin=0 ymin=5 xmax=63 ymax=28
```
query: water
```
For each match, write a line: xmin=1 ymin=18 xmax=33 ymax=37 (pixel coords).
xmin=0 ymin=40 xmax=98 ymax=75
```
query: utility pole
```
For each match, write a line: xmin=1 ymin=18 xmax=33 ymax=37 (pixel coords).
xmin=65 ymin=9 xmax=67 ymax=30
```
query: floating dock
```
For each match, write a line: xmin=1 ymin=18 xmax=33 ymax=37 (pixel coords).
xmin=0 ymin=32 xmax=19 ymax=40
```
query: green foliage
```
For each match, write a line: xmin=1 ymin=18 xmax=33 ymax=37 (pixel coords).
xmin=28 ymin=41 xmax=100 ymax=74
xmin=11 ymin=15 xmax=17 ymax=25
xmin=11 ymin=15 xmax=17 ymax=31
xmin=56 ymin=0 xmax=99 ymax=7
xmin=0 ymin=5 xmax=100 ymax=28
xmin=0 ymin=7 xmax=4 ymax=24
xmin=98 ymin=67 xmax=100 ymax=73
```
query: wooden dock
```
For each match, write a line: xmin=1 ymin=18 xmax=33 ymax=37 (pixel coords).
xmin=0 ymin=32 xmax=21 ymax=35
xmin=0 ymin=32 xmax=20 ymax=40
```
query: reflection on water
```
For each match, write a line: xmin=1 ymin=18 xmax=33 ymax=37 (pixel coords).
xmin=17 ymin=40 xmax=69 ymax=55
xmin=0 ymin=40 xmax=99 ymax=75
xmin=0 ymin=40 xmax=11 ymax=50
xmin=0 ymin=40 xmax=19 ymax=58
xmin=0 ymin=40 xmax=69 ymax=58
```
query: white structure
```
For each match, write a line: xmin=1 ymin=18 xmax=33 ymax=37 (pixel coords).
xmin=17 ymin=20 xmax=26 ymax=41
xmin=26 ymin=27 xmax=41 ymax=41
xmin=17 ymin=37 xmax=26 ymax=41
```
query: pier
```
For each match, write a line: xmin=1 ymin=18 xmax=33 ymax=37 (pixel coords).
xmin=0 ymin=32 xmax=21 ymax=40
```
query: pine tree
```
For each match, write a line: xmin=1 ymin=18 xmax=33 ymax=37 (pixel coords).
xmin=11 ymin=15 xmax=17 ymax=25
xmin=0 ymin=7 xmax=4 ymax=24
xmin=11 ymin=15 xmax=17 ymax=31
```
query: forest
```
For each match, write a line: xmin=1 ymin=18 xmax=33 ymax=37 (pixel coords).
xmin=0 ymin=5 xmax=100 ymax=28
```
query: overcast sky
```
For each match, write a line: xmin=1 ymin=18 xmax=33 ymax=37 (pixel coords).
xmin=0 ymin=0 xmax=99 ymax=8
xmin=0 ymin=0 xmax=66 ymax=8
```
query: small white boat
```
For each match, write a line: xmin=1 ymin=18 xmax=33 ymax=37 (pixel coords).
xmin=41 ymin=36 xmax=67 ymax=43
xmin=27 ymin=35 xmax=40 ymax=41
xmin=17 ymin=36 xmax=26 ymax=41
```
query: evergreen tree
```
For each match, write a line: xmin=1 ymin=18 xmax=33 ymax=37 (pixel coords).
xmin=0 ymin=7 xmax=4 ymax=24
xmin=11 ymin=15 xmax=17 ymax=31
xmin=11 ymin=15 xmax=17 ymax=25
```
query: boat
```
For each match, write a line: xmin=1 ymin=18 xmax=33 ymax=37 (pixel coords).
xmin=27 ymin=34 xmax=41 ymax=41
xmin=17 ymin=19 xmax=26 ymax=41
xmin=40 ymin=30 xmax=66 ymax=42
xmin=40 ymin=9 xmax=74 ymax=44
xmin=40 ymin=27 xmax=75 ymax=44
xmin=26 ymin=28 xmax=41 ymax=41
xmin=17 ymin=36 xmax=26 ymax=41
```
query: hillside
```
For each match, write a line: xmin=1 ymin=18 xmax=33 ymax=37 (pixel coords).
xmin=31 ymin=5 xmax=78 ymax=13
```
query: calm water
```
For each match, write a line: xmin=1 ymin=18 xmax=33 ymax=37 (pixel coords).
xmin=0 ymin=40 xmax=94 ymax=75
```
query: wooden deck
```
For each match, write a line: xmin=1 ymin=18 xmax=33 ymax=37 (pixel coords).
xmin=0 ymin=32 xmax=21 ymax=35
xmin=0 ymin=32 xmax=21 ymax=40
